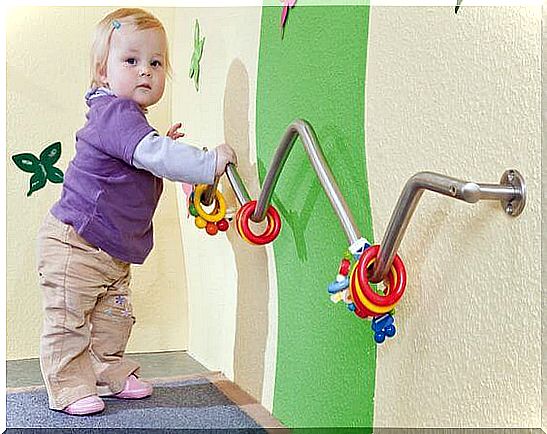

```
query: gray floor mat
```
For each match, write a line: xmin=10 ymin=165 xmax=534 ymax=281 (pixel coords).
xmin=7 ymin=377 xmax=266 ymax=431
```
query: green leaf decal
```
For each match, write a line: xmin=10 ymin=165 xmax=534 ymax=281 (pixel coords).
xmin=46 ymin=166 xmax=64 ymax=184
xmin=12 ymin=153 xmax=40 ymax=173
xmin=189 ymin=19 xmax=205 ymax=92
xmin=12 ymin=141 xmax=64 ymax=196
xmin=28 ymin=170 xmax=47 ymax=197
xmin=40 ymin=141 xmax=62 ymax=167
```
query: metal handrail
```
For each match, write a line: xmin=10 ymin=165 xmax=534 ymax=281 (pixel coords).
xmin=225 ymin=119 xmax=362 ymax=245
xmin=368 ymin=170 xmax=525 ymax=282
xmin=218 ymin=119 xmax=526 ymax=283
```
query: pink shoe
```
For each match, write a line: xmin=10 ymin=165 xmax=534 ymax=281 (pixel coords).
xmin=113 ymin=374 xmax=153 ymax=399
xmin=62 ymin=395 xmax=105 ymax=415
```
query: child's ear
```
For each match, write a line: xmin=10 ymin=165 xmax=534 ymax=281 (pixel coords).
xmin=97 ymin=65 xmax=108 ymax=86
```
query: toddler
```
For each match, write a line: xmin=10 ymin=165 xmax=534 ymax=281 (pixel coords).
xmin=36 ymin=8 xmax=236 ymax=415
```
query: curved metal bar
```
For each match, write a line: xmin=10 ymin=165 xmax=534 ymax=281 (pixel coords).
xmin=369 ymin=170 xmax=526 ymax=283
xmin=225 ymin=163 xmax=252 ymax=206
xmin=223 ymin=119 xmax=362 ymax=245
xmin=252 ymin=119 xmax=362 ymax=245
xmin=221 ymin=119 xmax=526 ymax=287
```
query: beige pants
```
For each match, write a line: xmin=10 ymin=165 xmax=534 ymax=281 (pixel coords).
xmin=36 ymin=212 xmax=140 ymax=410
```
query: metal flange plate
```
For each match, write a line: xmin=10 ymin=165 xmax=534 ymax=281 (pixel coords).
xmin=500 ymin=169 xmax=526 ymax=217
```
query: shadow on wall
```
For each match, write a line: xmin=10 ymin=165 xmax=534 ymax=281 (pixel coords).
xmin=222 ymin=58 xmax=270 ymax=402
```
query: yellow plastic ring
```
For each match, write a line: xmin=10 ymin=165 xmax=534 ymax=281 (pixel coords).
xmin=195 ymin=216 xmax=207 ymax=229
xmin=351 ymin=261 xmax=398 ymax=314
xmin=193 ymin=184 xmax=226 ymax=223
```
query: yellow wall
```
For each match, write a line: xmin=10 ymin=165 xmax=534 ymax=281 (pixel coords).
xmin=170 ymin=8 xmax=277 ymax=408
xmin=6 ymin=6 xmax=188 ymax=359
xmin=366 ymin=6 xmax=542 ymax=428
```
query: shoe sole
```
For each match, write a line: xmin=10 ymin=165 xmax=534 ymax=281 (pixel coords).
xmin=113 ymin=388 xmax=153 ymax=399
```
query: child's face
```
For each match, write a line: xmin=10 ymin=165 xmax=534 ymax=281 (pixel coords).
xmin=101 ymin=25 xmax=167 ymax=109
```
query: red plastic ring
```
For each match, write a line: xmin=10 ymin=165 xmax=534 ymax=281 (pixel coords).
xmin=349 ymin=262 xmax=396 ymax=316
xmin=357 ymin=244 xmax=406 ymax=307
xmin=237 ymin=200 xmax=281 ymax=245
xmin=236 ymin=205 xmax=275 ymax=243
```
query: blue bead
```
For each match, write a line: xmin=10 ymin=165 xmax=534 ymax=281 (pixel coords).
xmin=327 ymin=277 xmax=349 ymax=294
xmin=371 ymin=313 xmax=396 ymax=344
xmin=385 ymin=324 xmax=396 ymax=337
xmin=374 ymin=332 xmax=386 ymax=344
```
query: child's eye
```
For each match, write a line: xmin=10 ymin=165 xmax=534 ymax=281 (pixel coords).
xmin=151 ymin=60 xmax=162 ymax=68
xmin=125 ymin=58 xmax=137 ymax=65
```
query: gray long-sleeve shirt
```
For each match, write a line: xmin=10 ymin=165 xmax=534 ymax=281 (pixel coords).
xmin=132 ymin=131 xmax=217 ymax=185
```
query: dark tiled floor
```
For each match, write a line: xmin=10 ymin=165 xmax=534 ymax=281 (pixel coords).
xmin=7 ymin=351 xmax=210 ymax=388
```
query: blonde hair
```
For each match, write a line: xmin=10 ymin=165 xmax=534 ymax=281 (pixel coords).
xmin=90 ymin=8 xmax=171 ymax=88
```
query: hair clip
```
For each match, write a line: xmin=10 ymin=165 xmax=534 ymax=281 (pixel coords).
xmin=112 ymin=20 xmax=121 ymax=30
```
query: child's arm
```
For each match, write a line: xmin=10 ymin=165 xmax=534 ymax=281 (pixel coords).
xmin=164 ymin=122 xmax=237 ymax=176
xmin=132 ymin=131 xmax=236 ymax=184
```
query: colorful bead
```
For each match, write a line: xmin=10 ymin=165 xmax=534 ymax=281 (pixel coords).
xmin=217 ymin=218 xmax=229 ymax=231
xmin=205 ymin=222 xmax=218 ymax=236
xmin=371 ymin=313 xmax=396 ymax=344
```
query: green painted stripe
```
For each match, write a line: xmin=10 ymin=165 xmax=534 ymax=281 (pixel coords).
xmin=256 ymin=4 xmax=374 ymax=429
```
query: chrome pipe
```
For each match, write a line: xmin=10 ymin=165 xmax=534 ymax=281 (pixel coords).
xmin=225 ymin=163 xmax=252 ymax=206
xmin=369 ymin=170 xmax=526 ymax=283
xmin=220 ymin=120 xmax=526 ymax=286
xmin=251 ymin=119 xmax=361 ymax=245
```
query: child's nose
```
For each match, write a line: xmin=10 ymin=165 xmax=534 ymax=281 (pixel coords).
xmin=139 ymin=67 xmax=151 ymax=77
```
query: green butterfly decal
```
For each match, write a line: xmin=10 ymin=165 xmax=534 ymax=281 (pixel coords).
xmin=12 ymin=142 xmax=64 ymax=196
xmin=189 ymin=19 xmax=205 ymax=92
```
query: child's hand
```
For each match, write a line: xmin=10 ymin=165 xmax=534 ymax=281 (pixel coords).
xmin=167 ymin=123 xmax=185 ymax=140
xmin=215 ymin=143 xmax=237 ymax=176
